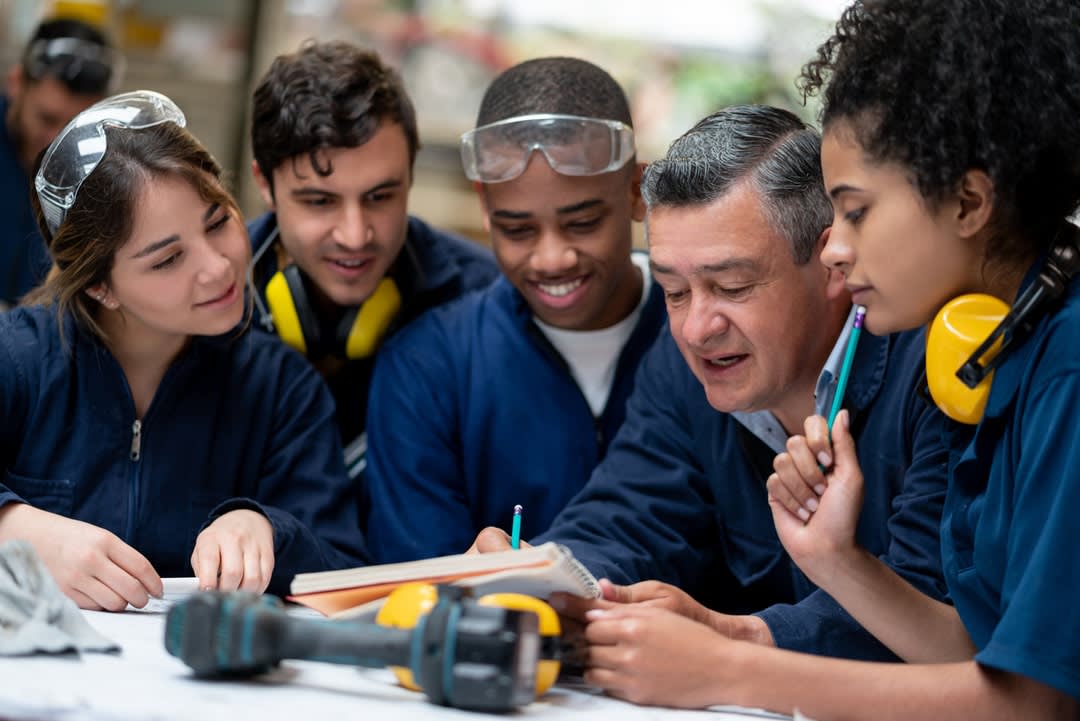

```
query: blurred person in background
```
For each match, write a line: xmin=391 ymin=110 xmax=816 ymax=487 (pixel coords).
xmin=1 ymin=17 xmax=122 ymax=309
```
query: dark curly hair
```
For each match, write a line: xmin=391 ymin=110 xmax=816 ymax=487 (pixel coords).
xmin=251 ymin=40 xmax=419 ymax=195
xmin=799 ymin=0 xmax=1080 ymax=263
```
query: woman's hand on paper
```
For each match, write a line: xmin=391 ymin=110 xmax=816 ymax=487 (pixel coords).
xmin=191 ymin=509 xmax=274 ymax=593
xmin=768 ymin=409 xmax=865 ymax=584
xmin=583 ymin=604 xmax=733 ymax=708
xmin=0 ymin=503 xmax=162 ymax=610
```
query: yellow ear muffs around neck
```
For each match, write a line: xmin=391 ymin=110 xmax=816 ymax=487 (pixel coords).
xmin=264 ymin=266 xmax=314 ymax=355
xmin=926 ymin=294 xmax=1009 ymax=424
xmin=339 ymin=277 xmax=402 ymax=359
xmin=264 ymin=265 xmax=402 ymax=359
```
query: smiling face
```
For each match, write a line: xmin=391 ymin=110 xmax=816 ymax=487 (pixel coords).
xmin=820 ymin=123 xmax=985 ymax=335
xmin=478 ymin=153 xmax=644 ymax=330
xmin=649 ymin=181 xmax=840 ymax=420
xmin=254 ymin=121 xmax=411 ymax=310
xmin=102 ymin=173 xmax=249 ymax=342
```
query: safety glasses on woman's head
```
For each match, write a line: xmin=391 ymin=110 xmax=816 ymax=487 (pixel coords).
xmin=24 ymin=37 xmax=125 ymax=96
xmin=35 ymin=90 xmax=186 ymax=238
xmin=460 ymin=113 xmax=635 ymax=184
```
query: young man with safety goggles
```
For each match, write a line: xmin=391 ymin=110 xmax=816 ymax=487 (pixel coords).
xmin=363 ymin=57 xmax=667 ymax=563
xmin=1 ymin=17 xmax=123 ymax=309
xmin=246 ymin=41 xmax=499 ymax=485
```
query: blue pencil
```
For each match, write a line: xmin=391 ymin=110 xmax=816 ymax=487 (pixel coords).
xmin=828 ymin=306 xmax=867 ymax=432
xmin=511 ymin=504 xmax=523 ymax=550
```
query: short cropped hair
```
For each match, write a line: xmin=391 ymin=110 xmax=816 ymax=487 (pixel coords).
xmin=476 ymin=56 xmax=632 ymax=127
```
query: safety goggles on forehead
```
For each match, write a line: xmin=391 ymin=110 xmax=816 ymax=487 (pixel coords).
xmin=24 ymin=37 xmax=125 ymax=96
xmin=461 ymin=113 xmax=635 ymax=183
xmin=35 ymin=90 xmax=186 ymax=238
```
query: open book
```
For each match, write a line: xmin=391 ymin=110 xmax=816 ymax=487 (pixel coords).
xmin=288 ymin=543 xmax=601 ymax=617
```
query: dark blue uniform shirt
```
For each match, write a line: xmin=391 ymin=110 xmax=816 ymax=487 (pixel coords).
xmin=365 ymin=268 xmax=667 ymax=562
xmin=536 ymin=325 xmax=950 ymax=661
xmin=943 ymin=265 xmax=1080 ymax=701
xmin=246 ymin=212 xmax=498 ymax=483
xmin=0 ymin=306 xmax=369 ymax=595
xmin=0 ymin=96 xmax=50 ymax=306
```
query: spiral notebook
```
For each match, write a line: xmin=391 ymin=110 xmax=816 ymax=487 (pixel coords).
xmin=288 ymin=542 xmax=601 ymax=617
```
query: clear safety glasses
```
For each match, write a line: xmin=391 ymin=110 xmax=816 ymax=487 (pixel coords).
xmin=35 ymin=90 xmax=186 ymax=237
xmin=24 ymin=36 xmax=125 ymax=96
xmin=460 ymin=113 xmax=635 ymax=183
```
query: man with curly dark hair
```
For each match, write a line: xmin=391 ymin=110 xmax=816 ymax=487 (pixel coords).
xmin=246 ymin=41 xmax=498 ymax=485
xmin=573 ymin=1 xmax=1080 ymax=718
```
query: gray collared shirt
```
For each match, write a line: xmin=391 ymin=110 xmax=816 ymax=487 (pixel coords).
xmin=731 ymin=305 xmax=858 ymax=453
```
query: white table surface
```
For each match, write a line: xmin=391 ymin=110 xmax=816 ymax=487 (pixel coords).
xmin=0 ymin=608 xmax=793 ymax=721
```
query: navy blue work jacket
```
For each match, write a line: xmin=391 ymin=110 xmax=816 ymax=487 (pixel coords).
xmin=246 ymin=212 xmax=498 ymax=471
xmin=0 ymin=95 xmax=49 ymax=305
xmin=0 ymin=306 xmax=369 ymax=596
xmin=537 ymin=325 xmax=949 ymax=661
xmin=365 ymin=270 xmax=668 ymax=562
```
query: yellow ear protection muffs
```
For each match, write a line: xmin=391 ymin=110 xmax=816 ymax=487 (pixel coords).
xmin=377 ymin=582 xmax=562 ymax=697
xmin=264 ymin=264 xmax=402 ymax=359
xmin=926 ymin=226 xmax=1080 ymax=424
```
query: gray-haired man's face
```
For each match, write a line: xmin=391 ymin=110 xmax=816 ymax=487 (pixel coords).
xmin=648 ymin=182 xmax=838 ymax=423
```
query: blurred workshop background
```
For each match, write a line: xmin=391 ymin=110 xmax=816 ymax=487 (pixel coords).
xmin=0 ymin=0 xmax=848 ymax=243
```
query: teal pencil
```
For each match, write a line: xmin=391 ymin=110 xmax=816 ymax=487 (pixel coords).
xmin=511 ymin=504 xmax=523 ymax=550
xmin=828 ymin=306 xmax=867 ymax=432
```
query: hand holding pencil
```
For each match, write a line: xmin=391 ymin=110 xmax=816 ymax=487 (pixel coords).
xmin=767 ymin=408 xmax=867 ymax=583
xmin=765 ymin=305 xmax=869 ymax=576
xmin=464 ymin=509 xmax=532 ymax=554
xmin=766 ymin=305 xmax=866 ymax=523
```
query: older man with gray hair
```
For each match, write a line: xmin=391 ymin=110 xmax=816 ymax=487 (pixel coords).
xmin=472 ymin=104 xmax=949 ymax=698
